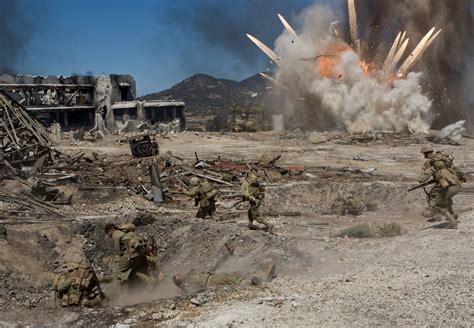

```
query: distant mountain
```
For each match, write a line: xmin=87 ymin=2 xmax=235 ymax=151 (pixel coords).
xmin=139 ymin=73 xmax=275 ymax=114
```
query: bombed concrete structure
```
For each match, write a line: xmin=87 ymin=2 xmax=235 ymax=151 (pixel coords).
xmin=0 ymin=74 xmax=186 ymax=131
xmin=111 ymin=100 xmax=185 ymax=130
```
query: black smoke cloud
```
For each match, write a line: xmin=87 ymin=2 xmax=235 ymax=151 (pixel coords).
xmin=356 ymin=0 xmax=474 ymax=129
xmin=0 ymin=0 xmax=34 ymax=73
xmin=157 ymin=0 xmax=312 ymax=73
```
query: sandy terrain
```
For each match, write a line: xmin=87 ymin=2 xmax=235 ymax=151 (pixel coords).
xmin=1 ymin=131 xmax=472 ymax=327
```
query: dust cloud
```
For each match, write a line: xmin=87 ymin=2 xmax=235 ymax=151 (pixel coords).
xmin=263 ymin=1 xmax=474 ymax=133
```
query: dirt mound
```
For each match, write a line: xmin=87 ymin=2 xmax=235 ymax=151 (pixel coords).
xmin=76 ymin=213 xmax=310 ymax=281
xmin=0 ymin=224 xmax=83 ymax=309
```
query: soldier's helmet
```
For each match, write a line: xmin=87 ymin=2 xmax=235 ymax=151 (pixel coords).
xmin=420 ymin=145 xmax=434 ymax=154
xmin=247 ymin=173 xmax=258 ymax=182
xmin=63 ymin=262 xmax=80 ymax=272
xmin=190 ymin=177 xmax=200 ymax=186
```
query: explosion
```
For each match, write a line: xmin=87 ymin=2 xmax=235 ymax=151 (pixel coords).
xmin=246 ymin=0 xmax=443 ymax=133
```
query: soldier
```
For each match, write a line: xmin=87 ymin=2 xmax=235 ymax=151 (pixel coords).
xmin=241 ymin=173 xmax=273 ymax=232
xmin=172 ymin=263 xmax=276 ymax=293
xmin=53 ymin=262 xmax=107 ymax=307
xmin=344 ymin=194 xmax=365 ymax=216
xmin=104 ymin=223 xmax=156 ymax=287
xmin=418 ymin=145 xmax=466 ymax=229
xmin=182 ymin=177 xmax=218 ymax=219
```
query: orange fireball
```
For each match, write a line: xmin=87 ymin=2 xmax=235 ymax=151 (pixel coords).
xmin=316 ymin=42 xmax=374 ymax=79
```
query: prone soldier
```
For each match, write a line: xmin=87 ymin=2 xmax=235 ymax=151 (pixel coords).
xmin=172 ymin=263 xmax=276 ymax=293
xmin=418 ymin=145 xmax=466 ymax=228
xmin=53 ymin=262 xmax=107 ymax=307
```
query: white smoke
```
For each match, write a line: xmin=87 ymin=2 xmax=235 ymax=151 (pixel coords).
xmin=435 ymin=120 xmax=466 ymax=144
xmin=272 ymin=4 xmax=433 ymax=133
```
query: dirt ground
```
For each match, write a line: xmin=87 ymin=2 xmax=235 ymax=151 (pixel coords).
xmin=1 ymin=131 xmax=473 ymax=327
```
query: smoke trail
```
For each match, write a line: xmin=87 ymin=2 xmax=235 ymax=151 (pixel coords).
xmin=0 ymin=0 xmax=34 ymax=73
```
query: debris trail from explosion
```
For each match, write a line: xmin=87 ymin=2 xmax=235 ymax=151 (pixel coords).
xmin=382 ymin=32 xmax=402 ymax=72
xmin=385 ymin=38 xmax=410 ymax=76
xmin=277 ymin=13 xmax=298 ymax=38
xmin=347 ymin=0 xmax=361 ymax=54
xmin=246 ymin=34 xmax=281 ymax=66
xmin=398 ymin=27 xmax=441 ymax=78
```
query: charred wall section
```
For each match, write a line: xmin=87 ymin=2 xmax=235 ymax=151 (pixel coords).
xmin=0 ymin=74 xmax=136 ymax=130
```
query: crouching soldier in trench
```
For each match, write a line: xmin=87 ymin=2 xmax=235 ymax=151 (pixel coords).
xmin=182 ymin=177 xmax=218 ymax=220
xmin=418 ymin=145 xmax=466 ymax=229
xmin=104 ymin=223 xmax=159 ymax=288
xmin=172 ymin=263 xmax=276 ymax=294
xmin=53 ymin=262 xmax=107 ymax=307
xmin=241 ymin=173 xmax=274 ymax=232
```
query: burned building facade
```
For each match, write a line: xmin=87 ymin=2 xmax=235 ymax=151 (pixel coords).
xmin=111 ymin=100 xmax=185 ymax=130
xmin=0 ymin=74 xmax=185 ymax=131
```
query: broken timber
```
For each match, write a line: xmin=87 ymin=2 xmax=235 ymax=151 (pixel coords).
xmin=0 ymin=90 xmax=56 ymax=168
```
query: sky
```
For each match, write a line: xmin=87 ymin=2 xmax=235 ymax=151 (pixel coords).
xmin=1 ymin=0 xmax=344 ymax=96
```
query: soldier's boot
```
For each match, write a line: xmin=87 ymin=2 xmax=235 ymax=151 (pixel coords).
xmin=264 ymin=263 xmax=276 ymax=281
xmin=250 ymin=263 xmax=276 ymax=286
xmin=81 ymin=295 xmax=103 ymax=308
xmin=247 ymin=219 xmax=259 ymax=230
xmin=448 ymin=204 xmax=459 ymax=220
xmin=135 ymin=272 xmax=158 ymax=286
xmin=443 ymin=212 xmax=458 ymax=229
xmin=262 ymin=221 xmax=274 ymax=233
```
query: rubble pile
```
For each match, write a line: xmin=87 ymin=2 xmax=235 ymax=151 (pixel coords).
xmin=0 ymin=91 xmax=58 ymax=173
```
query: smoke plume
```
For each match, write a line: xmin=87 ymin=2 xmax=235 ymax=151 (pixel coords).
xmin=356 ymin=0 xmax=474 ymax=130
xmin=265 ymin=1 xmax=474 ymax=133
xmin=0 ymin=0 xmax=34 ymax=73
xmin=273 ymin=4 xmax=432 ymax=133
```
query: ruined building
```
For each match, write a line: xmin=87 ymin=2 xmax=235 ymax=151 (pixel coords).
xmin=0 ymin=74 xmax=185 ymax=131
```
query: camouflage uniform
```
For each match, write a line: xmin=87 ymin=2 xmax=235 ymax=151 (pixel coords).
xmin=241 ymin=174 xmax=273 ymax=232
xmin=419 ymin=146 xmax=466 ymax=228
xmin=179 ymin=272 xmax=246 ymax=293
xmin=112 ymin=228 xmax=148 ymax=284
xmin=175 ymin=264 xmax=276 ymax=293
xmin=53 ymin=263 xmax=106 ymax=307
xmin=184 ymin=178 xmax=218 ymax=219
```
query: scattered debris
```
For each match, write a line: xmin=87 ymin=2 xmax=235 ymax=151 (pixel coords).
xmin=129 ymin=134 xmax=159 ymax=158
xmin=0 ymin=91 xmax=57 ymax=171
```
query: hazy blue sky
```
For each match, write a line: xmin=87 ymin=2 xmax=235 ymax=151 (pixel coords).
xmin=7 ymin=0 xmax=342 ymax=95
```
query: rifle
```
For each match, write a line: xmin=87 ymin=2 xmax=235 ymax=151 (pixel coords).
xmin=86 ymin=259 xmax=107 ymax=304
xmin=408 ymin=179 xmax=435 ymax=192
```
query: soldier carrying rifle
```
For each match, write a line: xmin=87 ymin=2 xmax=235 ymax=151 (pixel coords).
xmin=411 ymin=145 xmax=467 ymax=229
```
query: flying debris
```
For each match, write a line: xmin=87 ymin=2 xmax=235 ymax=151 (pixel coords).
xmin=397 ymin=28 xmax=442 ymax=78
xmin=277 ymin=13 xmax=298 ymax=38
xmin=385 ymin=38 xmax=410 ymax=77
xmin=382 ymin=32 xmax=402 ymax=72
xmin=347 ymin=0 xmax=361 ymax=54
xmin=246 ymin=34 xmax=281 ymax=66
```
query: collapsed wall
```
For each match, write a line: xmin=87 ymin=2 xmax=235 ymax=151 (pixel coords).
xmin=0 ymin=74 xmax=136 ymax=130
